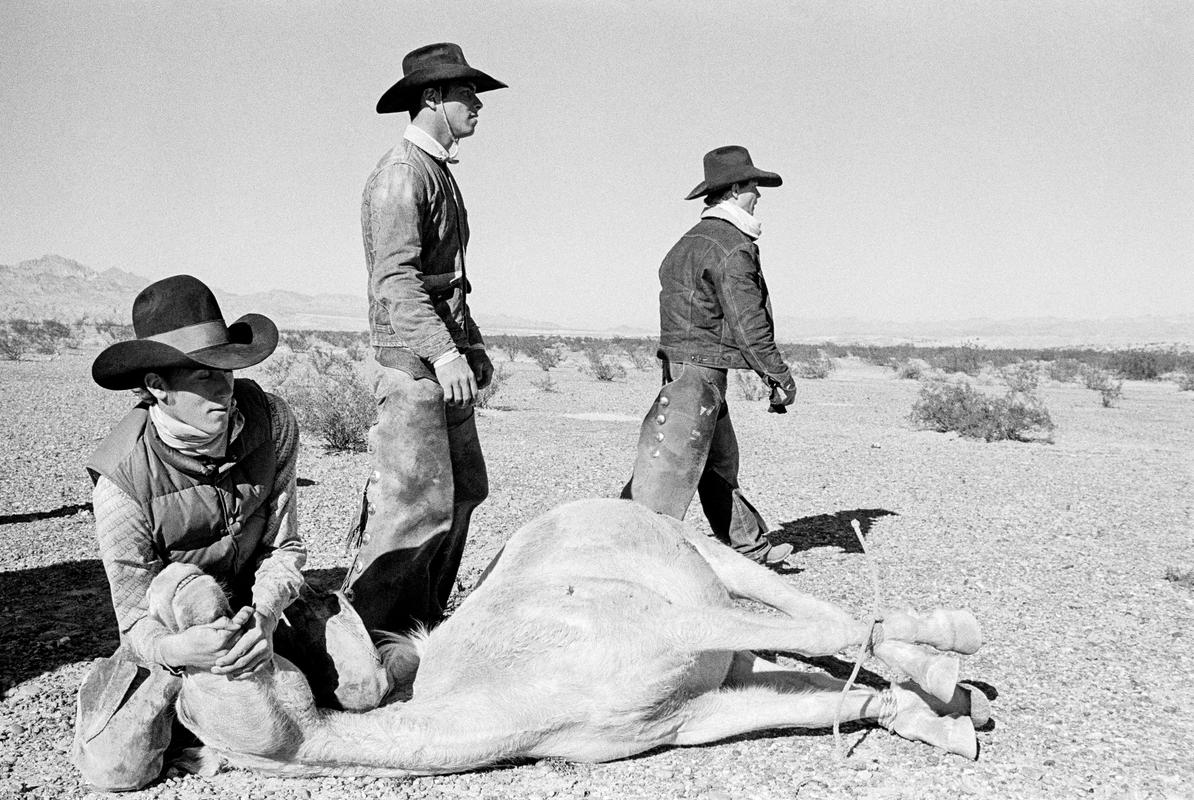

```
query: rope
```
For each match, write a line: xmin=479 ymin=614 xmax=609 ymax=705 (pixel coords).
xmin=833 ymin=518 xmax=882 ymax=760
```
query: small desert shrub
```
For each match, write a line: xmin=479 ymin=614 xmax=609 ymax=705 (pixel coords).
xmin=1001 ymin=362 xmax=1040 ymax=394
xmin=891 ymin=358 xmax=929 ymax=380
xmin=532 ymin=374 xmax=559 ymax=393
xmin=1165 ymin=565 xmax=1194 ymax=589
xmin=582 ymin=348 xmax=626 ymax=382
xmin=932 ymin=340 xmax=986 ymax=377
xmin=1083 ymin=367 xmax=1124 ymax=407
xmin=0 ymin=319 xmax=78 ymax=359
xmin=523 ymin=338 xmax=561 ymax=372
xmin=910 ymin=379 xmax=1054 ymax=442
xmin=612 ymin=337 xmax=655 ymax=371
xmin=474 ymin=364 xmax=508 ymax=409
xmin=1048 ymin=358 xmax=1083 ymax=384
xmin=1174 ymin=372 xmax=1194 ymax=392
xmin=266 ymin=349 xmax=376 ymax=452
xmin=1108 ymin=350 xmax=1163 ymax=381
xmin=735 ymin=371 xmax=768 ymax=401
xmin=0 ymin=332 xmax=21 ymax=360
xmin=793 ymin=353 xmax=834 ymax=380
xmin=281 ymin=331 xmax=313 ymax=353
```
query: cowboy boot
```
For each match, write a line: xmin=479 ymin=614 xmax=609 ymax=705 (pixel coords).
xmin=878 ymin=681 xmax=978 ymax=760
xmin=882 ymin=608 xmax=983 ymax=654
xmin=872 ymin=639 xmax=959 ymax=703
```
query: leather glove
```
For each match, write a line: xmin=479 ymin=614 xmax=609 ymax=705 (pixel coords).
xmin=767 ymin=381 xmax=796 ymax=414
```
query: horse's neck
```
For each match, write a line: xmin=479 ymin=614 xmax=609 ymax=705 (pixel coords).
xmin=297 ymin=695 xmax=543 ymax=775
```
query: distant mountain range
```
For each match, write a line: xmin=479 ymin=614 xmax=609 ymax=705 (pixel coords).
xmin=0 ymin=255 xmax=562 ymax=335
xmin=3 ymin=255 xmax=1192 ymax=348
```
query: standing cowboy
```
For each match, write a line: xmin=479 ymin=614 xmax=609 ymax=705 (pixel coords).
xmin=623 ymin=146 xmax=798 ymax=569
xmin=344 ymin=43 xmax=506 ymax=634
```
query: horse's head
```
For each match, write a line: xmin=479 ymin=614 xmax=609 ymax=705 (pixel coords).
xmin=147 ymin=562 xmax=232 ymax=633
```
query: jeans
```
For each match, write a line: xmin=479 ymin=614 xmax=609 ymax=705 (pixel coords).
xmin=624 ymin=361 xmax=771 ymax=562
xmin=343 ymin=363 xmax=488 ymax=634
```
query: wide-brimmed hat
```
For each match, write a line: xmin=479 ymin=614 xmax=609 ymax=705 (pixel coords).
xmin=376 ymin=42 xmax=507 ymax=115
xmin=92 ymin=275 xmax=278 ymax=390
xmin=684 ymin=145 xmax=783 ymax=200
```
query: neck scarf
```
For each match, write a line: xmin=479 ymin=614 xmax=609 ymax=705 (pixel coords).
xmin=701 ymin=201 xmax=763 ymax=240
xmin=149 ymin=400 xmax=241 ymax=459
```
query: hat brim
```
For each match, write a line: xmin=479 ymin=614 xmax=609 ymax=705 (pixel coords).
xmin=377 ymin=66 xmax=507 ymax=114
xmin=684 ymin=169 xmax=783 ymax=201
xmin=92 ymin=313 xmax=279 ymax=390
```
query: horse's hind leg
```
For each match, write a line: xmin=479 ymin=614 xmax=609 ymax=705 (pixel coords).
xmin=725 ymin=652 xmax=989 ymax=727
xmin=674 ymin=654 xmax=978 ymax=759
xmin=680 ymin=530 xmax=981 ymax=654
xmin=676 ymin=605 xmax=962 ymax=702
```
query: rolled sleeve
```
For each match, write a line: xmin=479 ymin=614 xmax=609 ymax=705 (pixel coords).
xmin=714 ymin=246 xmax=793 ymax=387
xmin=366 ymin=162 xmax=458 ymax=360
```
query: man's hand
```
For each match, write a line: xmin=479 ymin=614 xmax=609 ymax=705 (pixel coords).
xmin=767 ymin=381 xmax=797 ymax=414
xmin=467 ymin=350 xmax=494 ymax=390
xmin=435 ymin=354 xmax=478 ymax=406
xmin=158 ymin=617 xmax=244 ymax=670
xmin=211 ymin=608 xmax=278 ymax=678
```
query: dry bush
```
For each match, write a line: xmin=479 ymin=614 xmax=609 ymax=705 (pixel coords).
xmin=523 ymin=338 xmax=561 ymax=372
xmin=262 ymin=349 xmax=376 ymax=452
xmin=532 ymin=374 xmax=559 ymax=393
xmin=1001 ymin=362 xmax=1041 ymax=394
xmin=1048 ymin=358 xmax=1083 ymax=384
xmin=475 ymin=364 xmax=508 ymax=409
xmin=793 ymin=353 xmax=834 ymax=380
xmin=612 ymin=337 xmax=656 ymax=371
xmin=891 ymin=358 xmax=930 ymax=380
xmin=911 ymin=379 xmax=1054 ymax=442
xmin=581 ymin=346 xmax=626 ymax=382
xmin=0 ymin=319 xmax=79 ymax=359
xmin=735 ymin=371 xmax=768 ymax=401
xmin=1174 ymin=373 xmax=1194 ymax=392
xmin=930 ymin=340 xmax=987 ymax=376
xmin=1083 ymin=367 xmax=1124 ymax=407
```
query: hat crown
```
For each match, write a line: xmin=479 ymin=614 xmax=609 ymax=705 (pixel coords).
xmin=402 ymin=42 xmax=470 ymax=77
xmin=702 ymin=146 xmax=757 ymax=183
xmin=131 ymin=275 xmax=226 ymax=339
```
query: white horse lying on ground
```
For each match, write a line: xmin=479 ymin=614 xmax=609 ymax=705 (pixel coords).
xmin=149 ymin=499 xmax=988 ymax=777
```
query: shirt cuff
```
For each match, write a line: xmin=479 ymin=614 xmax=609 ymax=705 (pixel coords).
xmin=432 ymin=350 xmax=462 ymax=369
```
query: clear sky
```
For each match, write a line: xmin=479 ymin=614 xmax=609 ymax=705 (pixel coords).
xmin=2 ymin=1 xmax=1191 ymax=331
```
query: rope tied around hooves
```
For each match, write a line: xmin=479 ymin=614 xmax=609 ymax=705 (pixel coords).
xmin=832 ymin=518 xmax=882 ymax=760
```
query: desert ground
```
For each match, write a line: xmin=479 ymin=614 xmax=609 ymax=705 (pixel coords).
xmin=1 ymin=346 xmax=1192 ymax=800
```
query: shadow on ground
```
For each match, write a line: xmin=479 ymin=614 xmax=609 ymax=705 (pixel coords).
xmin=0 ymin=559 xmax=116 ymax=693
xmin=0 ymin=562 xmax=353 ymax=694
xmin=0 ymin=503 xmax=93 ymax=526
xmin=771 ymin=509 xmax=899 ymax=555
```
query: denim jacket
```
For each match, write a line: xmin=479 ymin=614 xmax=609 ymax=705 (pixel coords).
xmin=657 ymin=217 xmax=794 ymax=389
xmin=362 ymin=139 xmax=484 ymax=378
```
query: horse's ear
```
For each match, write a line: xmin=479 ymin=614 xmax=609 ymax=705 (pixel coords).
xmin=146 ymin=567 xmax=181 ymax=632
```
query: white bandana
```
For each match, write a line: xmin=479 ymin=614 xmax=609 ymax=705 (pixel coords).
xmin=149 ymin=400 xmax=242 ymax=459
xmin=701 ymin=201 xmax=763 ymax=240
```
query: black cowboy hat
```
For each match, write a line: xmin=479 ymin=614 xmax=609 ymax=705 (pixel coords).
xmin=684 ymin=145 xmax=783 ymax=201
xmin=91 ymin=275 xmax=278 ymax=390
xmin=376 ymin=42 xmax=507 ymax=115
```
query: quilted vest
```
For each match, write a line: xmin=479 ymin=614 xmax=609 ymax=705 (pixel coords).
xmin=87 ymin=379 xmax=276 ymax=602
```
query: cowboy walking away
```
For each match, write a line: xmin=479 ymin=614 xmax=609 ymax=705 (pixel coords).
xmin=623 ymin=145 xmax=798 ymax=570
xmin=344 ymin=43 xmax=507 ymax=635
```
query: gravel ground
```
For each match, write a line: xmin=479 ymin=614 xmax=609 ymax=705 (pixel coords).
xmin=1 ymin=351 xmax=1192 ymax=800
